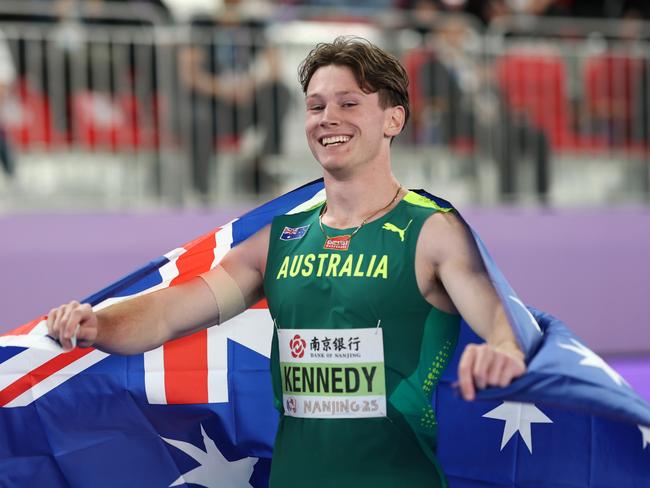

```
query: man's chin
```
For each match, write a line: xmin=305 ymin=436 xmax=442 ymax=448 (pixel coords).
xmin=318 ymin=158 xmax=351 ymax=175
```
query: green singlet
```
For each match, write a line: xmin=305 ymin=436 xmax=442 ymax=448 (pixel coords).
xmin=264 ymin=191 xmax=461 ymax=487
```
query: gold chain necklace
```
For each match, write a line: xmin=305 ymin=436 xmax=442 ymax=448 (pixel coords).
xmin=319 ymin=185 xmax=403 ymax=251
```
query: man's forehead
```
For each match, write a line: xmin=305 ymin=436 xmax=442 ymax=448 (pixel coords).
xmin=306 ymin=65 xmax=365 ymax=92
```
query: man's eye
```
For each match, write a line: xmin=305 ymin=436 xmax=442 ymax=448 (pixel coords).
xmin=342 ymin=102 xmax=357 ymax=108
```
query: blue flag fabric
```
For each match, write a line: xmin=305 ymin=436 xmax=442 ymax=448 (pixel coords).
xmin=1 ymin=179 xmax=649 ymax=487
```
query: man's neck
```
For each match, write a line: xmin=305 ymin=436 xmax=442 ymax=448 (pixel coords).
xmin=321 ymin=169 xmax=403 ymax=229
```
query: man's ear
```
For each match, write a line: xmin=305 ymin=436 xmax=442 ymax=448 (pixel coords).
xmin=385 ymin=105 xmax=406 ymax=137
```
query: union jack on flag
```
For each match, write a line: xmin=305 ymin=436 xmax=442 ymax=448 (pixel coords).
xmin=1 ymin=180 xmax=649 ymax=487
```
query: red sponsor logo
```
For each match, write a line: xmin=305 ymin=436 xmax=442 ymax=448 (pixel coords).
xmin=324 ymin=235 xmax=351 ymax=251
xmin=289 ymin=334 xmax=307 ymax=358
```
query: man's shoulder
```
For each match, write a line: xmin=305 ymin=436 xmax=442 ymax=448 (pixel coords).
xmin=403 ymin=190 xmax=468 ymax=248
xmin=417 ymin=204 xmax=473 ymax=262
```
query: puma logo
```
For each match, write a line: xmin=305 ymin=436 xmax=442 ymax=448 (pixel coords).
xmin=382 ymin=219 xmax=413 ymax=242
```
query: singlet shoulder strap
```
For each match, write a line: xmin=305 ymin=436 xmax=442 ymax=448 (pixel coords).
xmin=402 ymin=191 xmax=454 ymax=213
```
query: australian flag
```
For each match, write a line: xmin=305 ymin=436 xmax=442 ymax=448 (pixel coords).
xmin=1 ymin=179 xmax=649 ymax=487
xmin=279 ymin=225 xmax=310 ymax=241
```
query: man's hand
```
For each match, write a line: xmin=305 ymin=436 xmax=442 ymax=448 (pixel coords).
xmin=47 ymin=301 xmax=98 ymax=351
xmin=457 ymin=342 xmax=526 ymax=401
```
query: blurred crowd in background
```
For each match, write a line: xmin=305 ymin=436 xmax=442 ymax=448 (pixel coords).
xmin=4 ymin=0 xmax=649 ymax=24
xmin=0 ymin=0 xmax=648 ymax=209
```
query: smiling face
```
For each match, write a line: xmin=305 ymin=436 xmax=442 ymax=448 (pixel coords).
xmin=304 ymin=64 xmax=404 ymax=175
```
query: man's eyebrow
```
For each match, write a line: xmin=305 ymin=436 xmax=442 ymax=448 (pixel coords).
xmin=305 ymin=90 xmax=365 ymax=99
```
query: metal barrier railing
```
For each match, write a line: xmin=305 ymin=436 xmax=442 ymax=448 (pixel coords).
xmin=0 ymin=10 xmax=647 ymax=208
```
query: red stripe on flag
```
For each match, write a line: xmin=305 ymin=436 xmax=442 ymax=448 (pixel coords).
xmin=162 ymin=229 xmax=216 ymax=404
xmin=170 ymin=229 xmax=220 ymax=286
xmin=163 ymin=330 xmax=209 ymax=404
xmin=251 ymin=299 xmax=268 ymax=309
xmin=0 ymin=348 xmax=94 ymax=407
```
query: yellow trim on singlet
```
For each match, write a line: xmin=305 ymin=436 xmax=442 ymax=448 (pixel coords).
xmin=403 ymin=191 xmax=453 ymax=212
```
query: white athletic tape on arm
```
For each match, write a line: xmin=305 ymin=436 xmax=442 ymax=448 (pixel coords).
xmin=199 ymin=266 xmax=247 ymax=325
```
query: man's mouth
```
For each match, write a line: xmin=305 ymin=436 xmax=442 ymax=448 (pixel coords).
xmin=320 ymin=135 xmax=351 ymax=147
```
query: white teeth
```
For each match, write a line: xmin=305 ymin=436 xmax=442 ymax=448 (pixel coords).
xmin=321 ymin=135 xmax=351 ymax=146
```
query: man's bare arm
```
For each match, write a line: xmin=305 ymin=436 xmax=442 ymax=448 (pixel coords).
xmin=47 ymin=225 xmax=270 ymax=354
xmin=418 ymin=212 xmax=526 ymax=401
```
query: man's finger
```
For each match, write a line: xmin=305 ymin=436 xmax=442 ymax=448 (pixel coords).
xmin=63 ymin=304 xmax=85 ymax=340
xmin=498 ymin=357 xmax=526 ymax=387
xmin=75 ymin=324 xmax=97 ymax=348
xmin=472 ymin=346 xmax=492 ymax=390
xmin=46 ymin=308 xmax=59 ymax=335
xmin=486 ymin=352 xmax=506 ymax=387
xmin=63 ymin=311 xmax=78 ymax=339
xmin=59 ymin=303 xmax=78 ymax=339
xmin=69 ymin=324 xmax=81 ymax=349
xmin=458 ymin=345 xmax=477 ymax=401
xmin=61 ymin=311 xmax=78 ymax=348
xmin=55 ymin=302 xmax=79 ymax=350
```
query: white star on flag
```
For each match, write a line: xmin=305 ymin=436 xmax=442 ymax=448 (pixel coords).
xmin=483 ymin=401 xmax=553 ymax=453
xmin=640 ymin=425 xmax=650 ymax=450
xmin=161 ymin=424 xmax=258 ymax=488
xmin=557 ymin=338 xmax=629 ymax=387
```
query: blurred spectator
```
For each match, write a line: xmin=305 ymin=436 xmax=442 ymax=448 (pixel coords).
xmin=566 ymin=0 xmax=646 ymax=18
xmin=0 ymin=29 xmax=16 ymax=179
xmin=445 ymin=0 xmax=650 ymax=25
xmin=406 ymin=13 xmax=551 ymax=202
xmin=291 ymin=0 xmax=393 ymax=13
xmin=462 ymin=0 xmax=512 ymax=26
xmin=415 ymin=15 xmax=479 ymax=145
xmin=405 ymin=0 xmax=442 ymax=36
xmin=502 ymin=0 xmax=650 ymax=19
xmin=492 ymin=47 xmax=553 ymax=204
xmin=502 ymin=0 xmax=569 ymax=16
xmin=178 ymin=0 xmax=290 ymax=198
xmin=463 ymin=0 xmax=571 ymax=25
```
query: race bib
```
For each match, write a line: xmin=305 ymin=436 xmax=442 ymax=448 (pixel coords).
xmin=277 ymin=328 xmax=387 ymax=419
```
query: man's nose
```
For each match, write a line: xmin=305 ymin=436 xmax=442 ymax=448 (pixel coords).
xmin=319 ymin=104 xmax=340 ymax=127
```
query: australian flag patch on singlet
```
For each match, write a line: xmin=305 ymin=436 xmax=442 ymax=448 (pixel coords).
xmin=280 ymin=225 xmax=310 ymax=241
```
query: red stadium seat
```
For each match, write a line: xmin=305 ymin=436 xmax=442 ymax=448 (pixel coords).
xmin=3 ymin=78 xmax=66 ymax=149
xmin=496 ymin=48 xmax=613 ymax=153
xmin=496 ymin=48 xmax=573 ymax=150
xmin=583 ymin=53 xmax=648 ymax=152
xmin=71 ymin=91 xmax=156 ymax=150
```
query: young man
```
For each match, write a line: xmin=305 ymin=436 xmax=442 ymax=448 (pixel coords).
xmin=48 ymin=37 xmax=525 ymax=487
